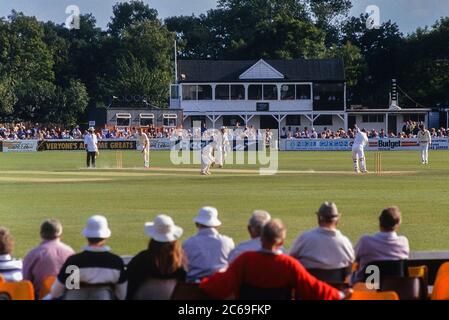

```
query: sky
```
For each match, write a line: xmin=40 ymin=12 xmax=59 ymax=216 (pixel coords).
xmin=1 ymin=0 xmax=449 ymax=34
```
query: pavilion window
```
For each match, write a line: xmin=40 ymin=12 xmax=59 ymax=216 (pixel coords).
xmin=231 ymin=85 xmax=245 ymax=100
xmin=215 ymin=85 xmax=230 ymax=100
xmin=182 ymin=85 xmax=197 ymax=100
xmin=248 ymin=85 xmax=262 ymax=100
xmin=297 ymin=84 xmax=311 ymax=100
xmin=198 ymin=85 xmax=212 ymax=100
xmin=281 ymin=85 xmax=295 ymax=100
xmin=263 ymin=85 xmax=278 ymax=100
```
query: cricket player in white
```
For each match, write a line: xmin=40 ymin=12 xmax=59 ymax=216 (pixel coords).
xmin=352 ymin=127 xmax=369 ymax=173
xmin=84 ymin=127 xmax=98 ymax=168
xmin=417 ymin=124 xmax=431 ymax=164
xmin=201 ymin=140 xmax=216 ymax=175
xmin=138 ymin=128 xmax=150 ymax=168
xmin=215 ymin=127 xmax=229 ymax=168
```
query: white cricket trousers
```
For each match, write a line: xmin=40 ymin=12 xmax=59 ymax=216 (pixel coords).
xmin=352 ymin=147 xmax=366 ymax=172
xmin=420 ymin=143 xmax=429 ymax=163
xmin=143 ymin=148 xmax=150 ymax=167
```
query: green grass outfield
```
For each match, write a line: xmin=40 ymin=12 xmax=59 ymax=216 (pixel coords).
xmin=1 ymin=150 xmax=449 ymax=258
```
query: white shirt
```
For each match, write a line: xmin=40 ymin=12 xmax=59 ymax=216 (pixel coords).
xmin=183 ymin=228 xmax=234 ymax=282
xmin=0 ymin=254 xmax=23 ymax=282
xmin=84 ymin=134 xmax=98 ymax=152
xmin=289 ymin=228 xmax=355 ymax=270
xmin=353 ymin=131 xmax=368 ymax=149
xmin=139 ymin=133 xmax=150 ymax=150
xmin=417 ymin=130 xmax=431 ymax=144
xmin=228 ymin=237 xmax=262 ymax=263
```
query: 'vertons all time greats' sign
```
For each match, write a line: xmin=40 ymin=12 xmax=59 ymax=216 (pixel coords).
xmin=38 ymin=140 xmax=137 ymax=151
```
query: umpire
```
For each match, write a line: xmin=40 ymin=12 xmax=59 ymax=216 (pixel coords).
xmin=84 ymin=127 xmax=98 ymax=168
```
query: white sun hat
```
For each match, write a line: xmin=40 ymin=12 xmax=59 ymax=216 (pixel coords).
xmin=193 ymin=207 xmax=222 ymax=227
xmin=82 ymin=215 xmax=111 ymax=239
xmin=144 ymin=214 xmax=183 ymax=242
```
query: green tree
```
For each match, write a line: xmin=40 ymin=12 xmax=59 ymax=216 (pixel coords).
xmin=108 ymin=0 xmax=158 ymax=37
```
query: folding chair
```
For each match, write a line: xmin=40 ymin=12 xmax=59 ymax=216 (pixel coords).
xmin=349 ymin=290 xmax=399 ymax=300
xmin=39 ymin=275 xmax=56 ymax=299
xmin=0 ymin=280 xmax=35 ymax=300
xmin=431 ymin=262 xmax=449 ymax=300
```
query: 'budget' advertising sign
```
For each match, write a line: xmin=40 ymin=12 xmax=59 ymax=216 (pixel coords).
xmin=282 ymin=138 xmax=449 ymax=151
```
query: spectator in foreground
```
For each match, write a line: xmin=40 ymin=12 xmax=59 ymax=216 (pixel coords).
xmin=48 ymin=215 xmax=127 ymax=300
xmin=183 ymin=207 xmax=234 ymax=282
xmin=353 ymin=206 xmax=409 ymax=282
xmin=0 ymin=227 xmax=23 ymax=281
xmin=126 ymin=215 xmax=187 ymax=300
xmin=23 ymin=219 xmax=75 ymax=296
xmin=200 ymin=219 xmax=351 ymax=300
xmin=289 ymin=202 xmax=354 ymax=270
xmin=228 ymin=210 xmax=271 ymax=263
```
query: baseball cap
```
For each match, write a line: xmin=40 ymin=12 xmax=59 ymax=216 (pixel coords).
xmin=317 ymin=202 xmax=340 ymax=220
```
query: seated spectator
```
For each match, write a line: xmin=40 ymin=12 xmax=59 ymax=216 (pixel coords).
xmin=126 ymin=215 xmax=186 ymax=300
xmin=48 ymin=215 xmax=127 ymax=300
xmin=23 ymin=219 xmax=75 ymax=296
xmin=200 ymin=219 xmax=351 ymax=300
xmin=0 ymin=227 xmax=23 ymax=281
xmin=183 ymin=207 xmax=234 ymax=282
xmin=353 ymin=206 xmax=409 ymax=282
xmin=289 ymin=202 xmax=354 ymax=270
xmin=228 ymin=210 xmax=271 ymax=263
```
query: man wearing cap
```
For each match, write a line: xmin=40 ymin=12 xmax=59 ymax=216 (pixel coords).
xmin=48 ymin=215 xmax=127 ymax=300
xmin=228 ymin=210 xmax=271 ymax=263
xmin=417 ymin=124 xmax=432 ymax=164
xmin=23 ymin=219 xmax=75 ymax=297
xmin=183 ymin=207 xmax=235 ymax=282
xmin=84 ymin=127 xmax=98 ymax=168
xmin=289 ymin=202 xmax=354 ymax=271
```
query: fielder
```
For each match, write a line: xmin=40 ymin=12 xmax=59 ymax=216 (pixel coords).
xmin=215 ymin=127 xmax=229 ymax=168
xmin=352 ymin=127 xmax=369 ymax=174
xmin=201 ymin=139 xmax=216 ymax=175
xmin=138 ymin=128 xmax=150 ymax=168
xmin=417 ymin=124 xmax=431 ymax=164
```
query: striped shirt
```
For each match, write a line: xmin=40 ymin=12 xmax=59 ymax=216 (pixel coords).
xmin=50 ymin=246 xmax=127 ymax=300
xmin=0 ymin=254 xmax=23 ymax=282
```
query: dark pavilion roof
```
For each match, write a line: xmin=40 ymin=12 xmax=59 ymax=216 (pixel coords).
xmin=177 ymin=59 xmax=345 ymax=83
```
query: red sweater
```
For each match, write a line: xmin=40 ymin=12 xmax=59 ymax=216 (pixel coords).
xmin=200 ymin=251 xmax=341 ymax=300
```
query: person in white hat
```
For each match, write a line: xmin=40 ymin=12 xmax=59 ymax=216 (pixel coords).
xmin=126 ymin=215 xmax=187 ymax=299
xmin=228 ymin=210 xmax=271 ymax=263
xmin=84 ymin=127 xmax=98 ymax=168
xmin=47 ymin=215 xmax=127 ymax=300
xmin=183 ymin=207 xmax=234 ymax=282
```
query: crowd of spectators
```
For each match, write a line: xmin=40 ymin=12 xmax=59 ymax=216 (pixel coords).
xmin=0 ymin=203 xmax=410 ymax=300
xmin=2 ymin=121 xmax=449 ymax=142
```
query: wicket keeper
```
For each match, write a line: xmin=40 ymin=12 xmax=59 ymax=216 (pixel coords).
xmin=138 ymin=128 xmax=150 ymax=168
xmin=352 ymin=126 xmax=369 ymax=174
xmin=417 ymin=124 xmax=431 ymax=164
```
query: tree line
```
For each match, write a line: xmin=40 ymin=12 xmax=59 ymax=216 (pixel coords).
xmin=0 ymin=0 xmax=448 ymax=125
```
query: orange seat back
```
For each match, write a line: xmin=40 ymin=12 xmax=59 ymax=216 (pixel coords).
xmin=39 ymin=276 xmax=56 ymax=299
xmin=0 ymin=280 xmax=35 ymax=300
xmin=431 ymin=262 xmax=449 ymax=300
xmin=350 ymin=290 xmax=399 ymax=300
